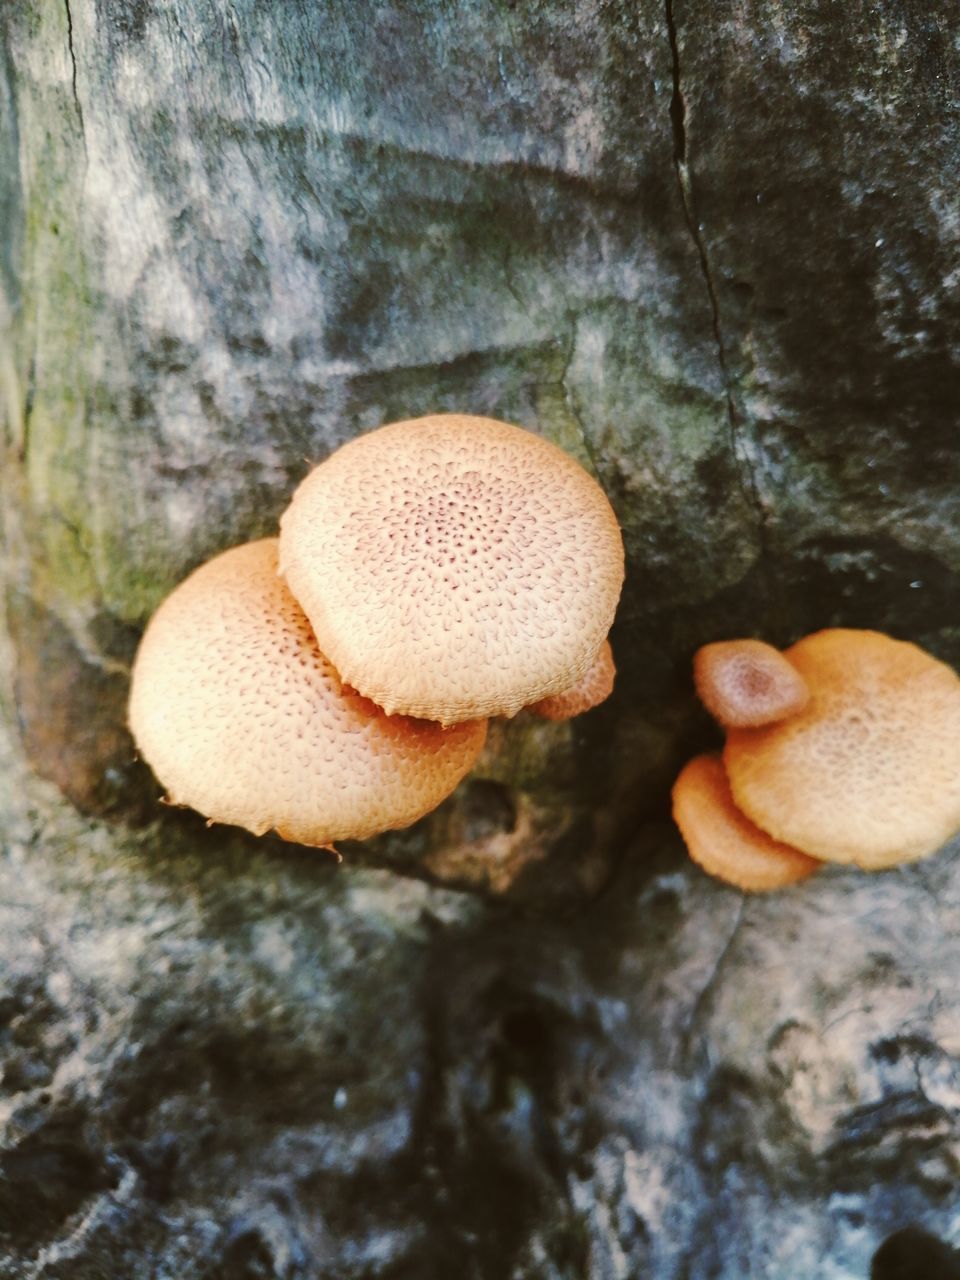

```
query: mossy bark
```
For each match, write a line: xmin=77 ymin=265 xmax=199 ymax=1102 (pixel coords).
xmin=3 ymin=4 xmax=959 ymax=894
xmin=1 ymin=3 xmax=960 ymax=1276
xmin=3 ymin=1 xmax=960 ymax=895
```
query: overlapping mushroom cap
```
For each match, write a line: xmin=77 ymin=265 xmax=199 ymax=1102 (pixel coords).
xmin=694 ymin=638 xmax=809 ymax=728
xmin=279 ymin=414 xmax=624 ymax=723
xmin=128 ymin=539 xmax=487 ymax=847
xmin=527 ymin=638 xmax=616 ymax=722
xmin=724 ymin=629 xmax=960 ymax=868
xmin=672 ymin=754 xmax=821 ymax=892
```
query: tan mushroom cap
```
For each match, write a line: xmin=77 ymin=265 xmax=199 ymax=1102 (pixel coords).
xmin=278 ymin=414 xmax=624 ymax=724
xmin=672 ymin=753 xmax=821 ymax=892
xmin=527 ymin=638 xmax=616 ymax=721
xmin=128 ymin=539 xmax=487 ymax=847
xmin=694 ymin=638 xmax=810 ymax=728
xmin=724 ymin=629 xmax=960 ymax=869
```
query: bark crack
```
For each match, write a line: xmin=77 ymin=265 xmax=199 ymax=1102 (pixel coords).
xmin=63 ymin=0 xmax=87 ymax=157
xmin=665 ymin=0 xmax=767 ymax=546
xmin=681 ymin=897 xmax=746 ymax=1065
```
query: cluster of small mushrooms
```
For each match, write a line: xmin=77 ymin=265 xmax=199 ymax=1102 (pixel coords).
xmin=672 ymin=631 xmax=960 ymax=891
xmin=128 ymin=414 xmax=625 ymax=851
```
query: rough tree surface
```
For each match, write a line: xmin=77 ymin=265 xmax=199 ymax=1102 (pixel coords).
xmin=0 ymin=2 xmax=958 ymax=1276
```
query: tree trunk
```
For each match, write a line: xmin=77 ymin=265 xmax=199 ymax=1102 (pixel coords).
xmin=1 ymin=2 xmax=959 ymax=1275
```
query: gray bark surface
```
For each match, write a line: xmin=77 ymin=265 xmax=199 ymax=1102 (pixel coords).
xmin=1 ymin=2 xmax=959 ymax=1275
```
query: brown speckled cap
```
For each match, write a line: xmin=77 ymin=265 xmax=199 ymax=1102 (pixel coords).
xmin=672 ymin=753 xmax=821 ymax=892
xmin=128 ymin=539 xmax=487 ymax=847
xmin=694 ymin=638 xmax=809 ymax=728
xmin=724 ymin=629 xmax=960 ymax=868
xmin=527 ymin=638 xmax=616 ymax=721
xmin=278 ymin=415 xmax=624 ymax=723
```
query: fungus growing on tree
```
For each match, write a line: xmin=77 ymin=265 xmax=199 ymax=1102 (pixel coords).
xmin=128 ymin=540 xmax=487 ymax=847
xmin=278 ymin=414 xmax=624 ymax=724
xmin=694 ymin=638 xmax=809 ymax=728
xmin=672 ymin=753 xmax=821 ymax=891
xmin=724 ymin=629 xmax=960 ymax=868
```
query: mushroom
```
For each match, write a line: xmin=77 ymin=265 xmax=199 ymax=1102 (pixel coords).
xmin=128 ymin=539 xmax=488 ymax=847
xmin=672 ymin=753 xmax=821 ymax=891
xmin=694 ymin=638 xmax=809 ymax=728
xmin=526 ymin=638 xmax=616 ymax=721
xmin=278 ymin=414 xmax=624 ymax=724
xmin=724 ymin=629 xmax=960 ymax=868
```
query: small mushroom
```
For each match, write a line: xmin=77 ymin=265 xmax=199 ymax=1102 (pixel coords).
xmin=694 ymin=638 xmax=809 ymax=728
xmin=672 ymin=753 xmax=821 ymax=892
xmin=278 ymin=414 xmax=624 ymax=724
xmin=526 ymin=638 xmax=615 ymax=721
xmin=128 ymin=539 xmax=488 ymax=847
xmin=724 ymin=629 xmax=960 ymax=868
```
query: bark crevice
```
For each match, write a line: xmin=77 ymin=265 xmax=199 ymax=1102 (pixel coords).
xmin=63 ymin=0 xmax=87 ymax=156
xmin=665 ymin=0 xmax=767 ymax=548
xmin=682 ymin=897 xmax=746 ymax=1064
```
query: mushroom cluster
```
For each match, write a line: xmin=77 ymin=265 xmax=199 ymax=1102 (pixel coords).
xmin=673 ymin=630 xmax=960 ymax=890
xmin=128 ymin=414 xmax=624 ymax=850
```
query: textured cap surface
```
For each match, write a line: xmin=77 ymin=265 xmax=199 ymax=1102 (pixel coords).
xmin=128 ymin=539 xmax=487 ymax=846
xmin=672 ymin=754 xmax=821 ymax=891
xmin=694 ymin=638 xmax=809 ymax=728
xmin=725 ymin=629 xmax=960 ymax=868
xmin=527 ymin=638 xmax=616 ymax=721
xmin=278 ymin=415 xmax=624 ymax=723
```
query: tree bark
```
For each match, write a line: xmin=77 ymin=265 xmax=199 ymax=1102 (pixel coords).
xmin=1 ymin=2 xmax=959 ymax=1275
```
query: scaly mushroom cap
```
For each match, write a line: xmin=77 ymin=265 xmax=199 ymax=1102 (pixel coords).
xmin=694 ymin=638 xmax=810 ymax=728
xmin=128 ymin=539 xmax=487 ymax=847
xmin=527 ymin=638 xmax=616 ymax=721
xmin=724 ymin=629 xmax=960 ymax=868
xmin=278 ymin=415 xmax=624 ymax=723
xmin=672 ymin=753 xmax=821 ymax=891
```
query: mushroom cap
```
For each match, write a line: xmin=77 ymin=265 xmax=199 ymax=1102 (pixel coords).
xmin=694 ymin=638 xmax=810 ymax=728
xmin=527 ymin=638 xmax=616 ymax=721
xmin=672 ymin=753 xmax=821 ymax=892
xmin=128 ymin=539 xmax=488 ymax=847
xmin=724 ymin=629 xmax=960 ymax=868
xmin=278 ymin=414 xmax=624 ymax=723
